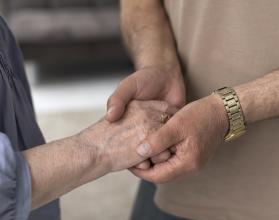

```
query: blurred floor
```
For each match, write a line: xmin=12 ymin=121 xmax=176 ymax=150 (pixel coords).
xmin=26 ymin=64 xmax=139 ymax=220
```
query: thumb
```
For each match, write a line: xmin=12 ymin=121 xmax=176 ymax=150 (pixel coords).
xmin=106 ymin=76 xmax=137 ymax=122
xmin=136 ymin=122 xmax=181 ymax=157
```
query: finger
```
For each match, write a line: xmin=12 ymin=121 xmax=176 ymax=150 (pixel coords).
xmin=136 ymin=120 xmax=182 ymax=158
xmin=165 ymin=105 xmax=179 ymax=116
xmin=130 ymin=157 xmax=184 ymax=183
xmin=135 ymin=160 xmax=151 ymax=170
xmin=165 ymin=81 xmax=186 ymax=108
xmin=151 ymin=150 xmax=171 ymax=164
xmin=170 ymin=146 xmax=177 ymax=153
xmin=106 ymin=76 xmax=137 ymax=122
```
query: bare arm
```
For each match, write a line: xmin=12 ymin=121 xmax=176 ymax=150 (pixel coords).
xmin=132 ymin=70 xmax=279 ymax=183
xmin=105 ymin=0 xmax=186 ymax=168
xmin=23 ymin=101 xmax=171 ymax=209
xmin=236 ymin=70 xmax=279 ymax=123
xmin=23 ymin=136 xmax=103 ymax=210
xmin=106 ymin=0 xmax=185 ymax=121
xmin=121 ymin=0 xmax=179 ymax=70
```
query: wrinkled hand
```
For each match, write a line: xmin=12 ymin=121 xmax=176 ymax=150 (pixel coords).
xmin=106 ymin=66 xmax=186 ymax=168
xmin=130 ymin=95 xmax=229 ymax=183
xmin=78 ymin=100 xmax=176 ymax=172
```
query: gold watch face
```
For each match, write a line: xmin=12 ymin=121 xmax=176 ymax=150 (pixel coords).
xmin=225 ymin=130 xmax=246 ymax=142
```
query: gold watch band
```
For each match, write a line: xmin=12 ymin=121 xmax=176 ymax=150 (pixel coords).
xmin=214 ymin=87 xmax=246 ymax=142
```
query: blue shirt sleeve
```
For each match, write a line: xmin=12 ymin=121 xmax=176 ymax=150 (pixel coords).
xmin=0 ymin=133 xmax=31 ymax=220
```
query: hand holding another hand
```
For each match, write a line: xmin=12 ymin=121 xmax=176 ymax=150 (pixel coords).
xmin=77 ymin=100 xmax=176 ymax=174
xmin=131 ymin=95 xmax=229 ymax=183
xmin=106 ymin=65 xmax=186 ymax=169
xmin=106 ymin=66 xmax=185 ymax=122
xmin=26 ymin=100 xmax=176 ymax=209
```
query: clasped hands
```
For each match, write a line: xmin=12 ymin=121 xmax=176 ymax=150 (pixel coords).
xmin=101 ymin=96 xmax=227 ymax=183
xmin=78 ymin=66 xmax=229 ymax=183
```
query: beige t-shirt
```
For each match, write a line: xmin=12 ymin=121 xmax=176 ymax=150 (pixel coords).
xmin=155 ymin=1 xmax=279 ymax=220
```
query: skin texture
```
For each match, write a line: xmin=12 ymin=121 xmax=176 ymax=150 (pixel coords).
xmin=132 ymin=70 xmax=279 ymax=183
xmin=111 ymin=0 xmax=279 ymax=183
xmin=23 ymin=100 xmax=173 ymax=209
xmin=131 ymin=95 xmax=228 ymax=183
xmin=235 ymin=70 xmax=279 ymax=123
xmin=107 ymin=0 xmax=186 ymax=167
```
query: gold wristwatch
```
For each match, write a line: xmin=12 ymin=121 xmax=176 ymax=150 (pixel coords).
xmin=214 ymin=87 xmax=246 ymax=142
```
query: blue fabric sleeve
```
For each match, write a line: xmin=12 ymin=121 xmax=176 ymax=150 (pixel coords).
xmin=0 ymin=133 xmax=31 ymax=220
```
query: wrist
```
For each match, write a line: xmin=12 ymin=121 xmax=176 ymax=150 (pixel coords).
xmin=73 ymin=124 xmax=111 ymax=182
xmin=234 ymin=85 xmax=253 ymax=124
xmin=137 ymin=63 xmax=183 ymax=86
xmin=207 ymin=94 xmax=230 ymax=140
xmin=137 ymin=61 xmax=182 ymax=77
xmin=211 ymin=86 xmax=247 ymax=142
xmin=68 ymin=135 xmax=98 ymax=170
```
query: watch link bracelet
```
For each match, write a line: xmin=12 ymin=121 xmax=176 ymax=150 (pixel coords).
xmin=214 ymin=87 xmax=246 ymax=142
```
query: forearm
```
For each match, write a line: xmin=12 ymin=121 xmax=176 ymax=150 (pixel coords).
xmin=121 ymin=0 xmax=180 ymax=70
xmin=235 ymin=70 xmax=279 ymax=124
xmin=23 ymin=135 xmax=108 ymax=210
xmin=22 ymin=100 xmax=167 ymax=210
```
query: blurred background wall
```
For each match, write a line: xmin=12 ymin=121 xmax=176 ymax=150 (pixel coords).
xmin=1 ymin=1 xmax=140 ymax=220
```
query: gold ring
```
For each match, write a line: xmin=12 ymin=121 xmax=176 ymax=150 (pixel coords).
xmin=160 ymin=113 xmax=171 ymax=123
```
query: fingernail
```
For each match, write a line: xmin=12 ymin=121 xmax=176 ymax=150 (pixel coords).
xmin=137 ymin=142 xmax=150 ymax=157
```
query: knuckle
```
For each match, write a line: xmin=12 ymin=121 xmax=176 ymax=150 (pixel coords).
xmin=151 ymin=156 xmax=159 ymax=163
xmin=149 ymin=135 xmax=166 ymax=153
xmin=172 ymin=93 xmax=186 ymax=107
xmin=148 ymin=143 xmax=160 ymax=156
xmin=160 ymin=151 xmax=171 ymax=161
xmin=151 ymin=151 xmax=170 ymax=163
